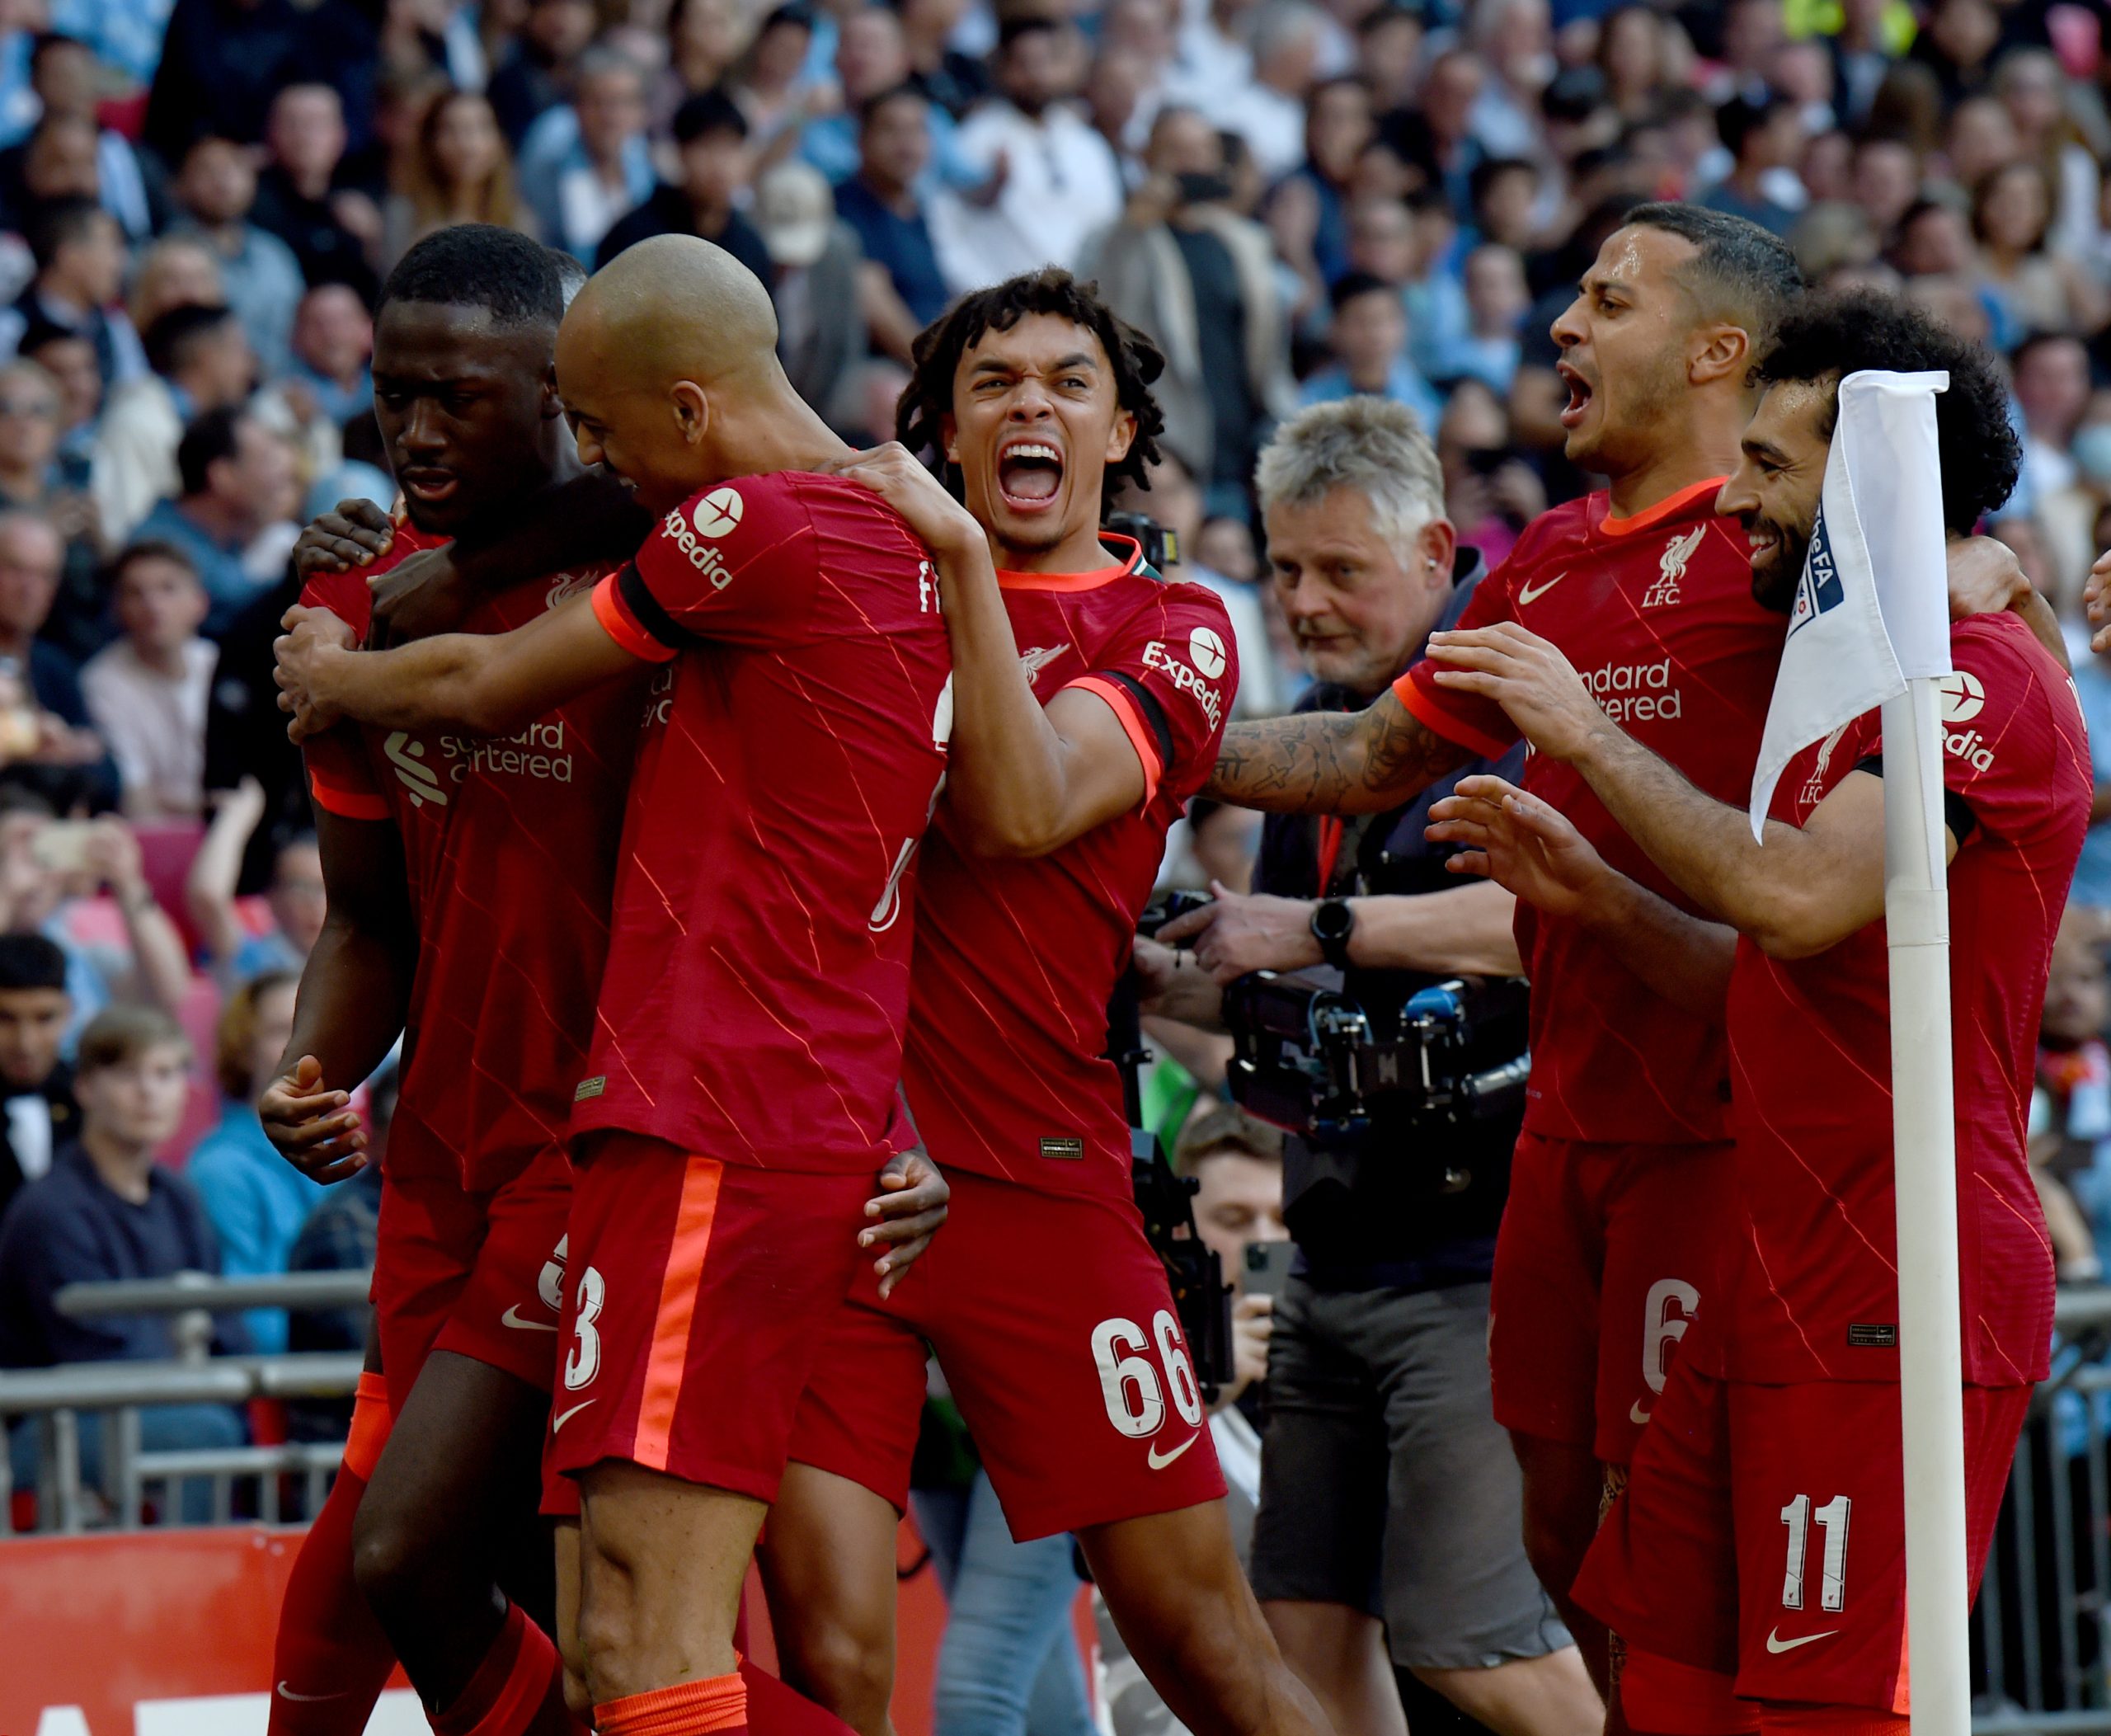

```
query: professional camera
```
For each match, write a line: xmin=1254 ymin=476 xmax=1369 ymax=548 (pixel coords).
xmin=1222 ymin=968 xmax=1530 ymax=1159
xmin=1103 ymin=511 xmax=1178 ymax=574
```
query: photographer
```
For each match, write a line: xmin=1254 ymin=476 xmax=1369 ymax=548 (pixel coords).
xmin=1137 ymin=397 xmax=1597 ymax=1736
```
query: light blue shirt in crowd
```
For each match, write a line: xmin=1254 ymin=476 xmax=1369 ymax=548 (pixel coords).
xmin=1299 ymin=357 xmax=1444 ymax=434
xmin=186 ymin=1103 xmax=326 ymax=1356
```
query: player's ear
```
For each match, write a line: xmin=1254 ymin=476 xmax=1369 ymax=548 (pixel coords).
xmin=1104 ymin=407 xmax=1137 ymax=466
xmin=1689 ymin=321 xmax=1750 ymax=388
xmin=670 ymin=380 xmax=710 ymax=446
xmin=538 ymin=364 xmax=563 ymax=421
xmin=941 ymin=412 xmax=958 ymax=465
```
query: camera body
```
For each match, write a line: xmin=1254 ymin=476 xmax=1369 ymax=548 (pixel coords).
xmin=1223 ymin=970 xmax=1530 ymax=1164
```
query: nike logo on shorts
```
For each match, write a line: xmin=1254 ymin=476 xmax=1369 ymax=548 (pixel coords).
xmin=501 ymin=1306 xmax=559 ymax=1332
xmin=1629 ymin=1400 xmax=1652 ymax=1425
xmin=1146 ymin=1433 xmax=1200 ymax=1470
xmin=552 ymin=1400 xmax=595 ymax=1433
xmin=277 ymin=1683 xmax=345 ymax=1703
xmin=1765 ymin=1628 xmax=1839 ymax=1654
xmin=1517 ymin=571 xmax=1568 ymax=605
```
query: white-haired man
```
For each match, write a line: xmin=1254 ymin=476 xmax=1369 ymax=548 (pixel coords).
xmin=1140 ymin=396 xmax=1601 ymax=1736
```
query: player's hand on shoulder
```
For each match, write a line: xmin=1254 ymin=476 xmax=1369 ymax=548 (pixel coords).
xmin=1944 ymin=534 xmax=2027 ymax=620
xmin=369 ymin=542 xmax=468 ymax=648
xmin=821 ymin=443 xmax=985 ymax=561
xmin=275 ymin=605 xmax=358 ymax=742
xmin=295 ymin=499 xmax=394 ymax=577
xmin=1159 ymin=879 xmax=1320 ymax=983
xmin=863 ymin=1141 xmax=950 ymax=1298
xmin=1427 ymin=774 xmax=1610 ymax=919
xmin=260 ymin=1056 xmax=370 ymax=1183
xmin=1427 ymin=622 xmax=1605 ymax=763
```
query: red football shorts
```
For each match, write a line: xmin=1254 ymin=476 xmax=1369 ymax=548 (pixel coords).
xmin=1573 ymin=1340 xmax=2029 ymax=1713
xmin=547 ymin=1130 xmax=875 ymax=1503
xmin=1488 ymin=1132 xmax=1737 ymax=1464
xmin=370 ymin=1143 xmax=573 ymax=1415
xmin=787 ymin=1167 xmax=1227 ymax=1541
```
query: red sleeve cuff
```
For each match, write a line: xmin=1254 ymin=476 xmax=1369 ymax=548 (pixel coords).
xmin=592 ymin=573 xmax=678 ymax=664
xmin=1392 ymin=670 xmax=1515 ymax=762
xmin=308 ymin=771 xmax=390 ymax=821
xmin=1068 ymin=674 xmax=1163 ymax=806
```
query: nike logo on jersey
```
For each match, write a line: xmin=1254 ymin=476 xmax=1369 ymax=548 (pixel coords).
xmin=1147 ymin=1433 xmax=1201 ymax=1470
xmin=501 ymin=1306 xmax=559 ymax=1332
xmin=278 ymin=1684 xmax=346 ymax=1703
xmin=1517 ymin=572 xmax=1567 ymax=605
xmin=552 ymin=1400 xmax=596 ymax=1433
xmin=1765 ymin=1629 xmax=1839 ymax=1654
xmin=1629 ymin=1400 xmax=1652 ymax=1426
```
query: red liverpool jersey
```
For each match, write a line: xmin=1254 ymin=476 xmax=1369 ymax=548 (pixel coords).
xmin=904 ymin=538 xmax=1235 ymax=1200
xmin=1396 ymin=478 xmax=1783 ymax=1145
xmin=1717 ymin=612 xmax=2087 ymax=1387
xmin=299 ymin=526 xmax=641 ymax=1192
xmin=582 ymin=471 xmax=952 ymax=1174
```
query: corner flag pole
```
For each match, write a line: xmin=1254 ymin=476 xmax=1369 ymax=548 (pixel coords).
xmin=1883 ymin=670 xmax=1971 ymax=1736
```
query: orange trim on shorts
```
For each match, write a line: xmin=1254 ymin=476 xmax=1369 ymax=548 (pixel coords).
xmin=1601 ymin=477 xmax=1726 ymax=535
xmin=343 ymin=1371 xmax=393 ymax=1480
xmin=1390 ymin=670 xmax=1514 ymax=762
xmin=597 ymin=1670 xmax=747 ymax=1735
xmin=1066 ymin=675 xmax=1161 ymax=805
xmin=632 ymin=1156 xmax=726 ymax=1470
xmin=592 ymin=572 xmax=679 ymax=664
xmin=308 ymin=771 xmax=390 ymax=821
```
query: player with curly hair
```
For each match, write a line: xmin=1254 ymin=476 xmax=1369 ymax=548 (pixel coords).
xmin=1419 ymin=288 xmax=2087 ymax=1734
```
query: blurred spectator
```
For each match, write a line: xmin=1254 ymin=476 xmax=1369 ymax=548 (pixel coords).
xmin=756 ymin=161 xmax=868 ymax=427
xmin=800 ymin=6 xmax=965 ymax=189
xmin=0 ymin=199 xmax=141 ymax=394
xmin=186 ymin=779 xmax=324 ymax=983
xmin=186 ymin=969 xmax=319 ymax=1356
xmin=1437 ymin=375 xmax=1544 ymax=570
xmin=487 ymin=0 xmax=599 ymax=148
xmin=131 ymin=409 xmax=300 ymax=634
xmin=597 ymin=88 xmax=773 ymax=285
xmin=1851 ymin=134 xmax=1923 ymax=241
xmin=167 ymin=135 xmax=305 ymax=377
xmin=1992 ymin=47 xmax=2102 ymax=261
xmin=900 ymin=0 xmax=990 ymax=119
xmin=0 ymin=359 xmax=97 ymax=643
xmin=383 ymin=89 xmax=529 ymax=271
xmin=1432 ymin=242 xmax=1529 ymax=393
xmin=1222 ymin=2 xmax=1325 ymax=182
xmin=1093 ymin=106 xmax=1296 ymax=516
xmin=1972 ymin=160 xmax=2107 ymax=337
xmin=280 ymin=284 xmax=374 ymax=430
xmin=2035 ymin=915 xmax=2111 ymax=1274
xmin=144 ymin=0 xmax=377 ymax=167
xmin=0 ymin=1006 xmax=246 ymax=1521
xmin=521 ymin=45 xmax=656 ymax=264
xmin=729 ymin=5 xmax=824 ymax=148
xmin=0 ymin=35 xmax=152 ymax=242
xmin=1300 ymin=273 xmax=1442 ymax=429
xmin=930 ymin=16 xmax=1125 ymax=291
xmin=0 ymin=509 xmax=118 ymax=808
xmin=126 ymin=236 xmax=226 ymax=340
xmin=2013 ymin=332 xmax=2094 ymax=504
xmin=661 ymin=0 xmax=751 ymax=129
xmin=91 ymin=303 xmax=256 ymax=548
xmin=1699 ymin=90 xmax=1807 ymax=236
xmin=1268 ymin=78 xmax=1374 ymax=308
xmin=251 ymin=83 xmax=383 ymax=303
xmin=80 ymin=542 xmax=216 ymax=819
xmin=836 ymin=86 xmax=950 ymax=352
xmin=0 ymin=932 xmax=75 ymax=1224
xmin=20 ymin=326 xmax=102 ymax=480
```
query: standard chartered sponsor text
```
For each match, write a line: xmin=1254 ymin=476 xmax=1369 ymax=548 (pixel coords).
xmin=440 ymin=718 xmax=578 ymax=784
xmin=1585 ymin=657 xmax=1681 ymax=723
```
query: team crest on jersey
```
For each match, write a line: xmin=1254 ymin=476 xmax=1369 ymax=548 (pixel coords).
xmin=545 ymin=570 xmax=595 ymax=609
xmin=1018 ymin=645 xmax=1070 ymax=686
xmin=1797 ymin=723 xmax=1850 ymax=811
xmin=1788 ymin=510 xmax=1845 ymax=639
xmin=383 ymin=732 xmax=448 ymax=808
xmin=1643 ymin=525 xmax=1705 ymax=609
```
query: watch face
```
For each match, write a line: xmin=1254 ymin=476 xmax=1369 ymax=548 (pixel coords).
xmin=1314 ymin=901 xmax=1352 ymax=939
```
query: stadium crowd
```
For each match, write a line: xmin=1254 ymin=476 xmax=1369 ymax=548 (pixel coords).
xmin=2 ymin=0 xmax=2111 ymax=1733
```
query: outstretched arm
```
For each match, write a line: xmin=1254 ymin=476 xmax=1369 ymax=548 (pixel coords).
xmin=1206 ymin=691 xmax=1474 ymax=815
xmin=275 ymin=591 xmax=642 ymax=741
xmin=825 ymin=445 xmax=1151 ymax=857
xmin=1427 ymin=775 xmax=1734 ymax=1014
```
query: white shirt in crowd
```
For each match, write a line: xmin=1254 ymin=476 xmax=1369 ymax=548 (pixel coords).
xmin=930 ymin=100 xmax=1126 ymax=293
xmin=80 ymin=637 xmax=219 ymax=817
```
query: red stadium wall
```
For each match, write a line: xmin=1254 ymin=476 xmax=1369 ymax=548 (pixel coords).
xmin=0 ymin=1524 xmax=980 ymax=1736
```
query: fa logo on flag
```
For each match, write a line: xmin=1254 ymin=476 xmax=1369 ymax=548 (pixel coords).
xmin=1788 ymin=511 xmax=1845 ymax=638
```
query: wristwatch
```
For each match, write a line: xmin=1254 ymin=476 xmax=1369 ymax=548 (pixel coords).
xmin=1309 ymin=897 xmax=1355 ymax=970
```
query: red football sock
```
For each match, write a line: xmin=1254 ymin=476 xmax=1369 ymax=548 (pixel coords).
xmin=432 ymin=1601 xmax=589 ymax=1736
xmin=267 ymin=1375 xmax=399 ymax=1736
xmin=596 ymin=1672 xmax=748 ymax=1736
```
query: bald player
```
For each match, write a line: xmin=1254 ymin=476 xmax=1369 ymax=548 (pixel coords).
xmin=275 ymin=236 xmax=955 ymax=1736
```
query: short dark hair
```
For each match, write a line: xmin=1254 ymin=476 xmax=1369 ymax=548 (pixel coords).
xmin=376 ymin=223 xmax=566 ymax=332
xmin=1173 ymin=1103 xmax=1283 ymax=1174
xmin=1751 ymin=287 xmax=2022 ymax=533
xmin=1329 ymin=269 xmax=1396 ymax=313
xmin=1717 ymin=90 xmax=1791 ymax=157
xmin=858 ymin=82 xmax=926 ymax=128
xmin=896 ymin=266 xmax=1167 ymax=512
xmin=1622 ymin=200 xmax=1806 ymax=348
xmin=143 ymin=302 xmax=237 ymax=378
xmin=176 ymin=406 xmax=246 ymax=497
xmin=26 ymin=196 xmax=106 ymax=271
xmin=997 ymin=13 xmax=1062 ymax=53
xmin=1468 ymin=155 xmax=1537 ymax=213
xmin=673 ymin=87 xmax=749 ymax=143
xmin=0 ymin=932 xmax=68 ymax=995
xmin=28 ymin=31 xmax=90 ymax=73
xmin=108 ymin=539 xmax=201 ymax=593
xmin=76 ymin=1004 xmax=190 ymax=1078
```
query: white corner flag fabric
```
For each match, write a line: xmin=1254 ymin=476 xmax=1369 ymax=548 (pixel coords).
xmin=1747 ymin=370 xmax=1953 ymax=837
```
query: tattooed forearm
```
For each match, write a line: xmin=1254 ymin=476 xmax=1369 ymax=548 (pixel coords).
xmin=1206 ymin=693 xmax=1471 ymax=815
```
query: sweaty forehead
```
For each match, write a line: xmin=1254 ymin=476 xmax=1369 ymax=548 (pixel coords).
xmin=1591 ymin=226 xmax=1697 ymax=294
xmin=1751 ymin=377 xmax=1836 ymax=454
